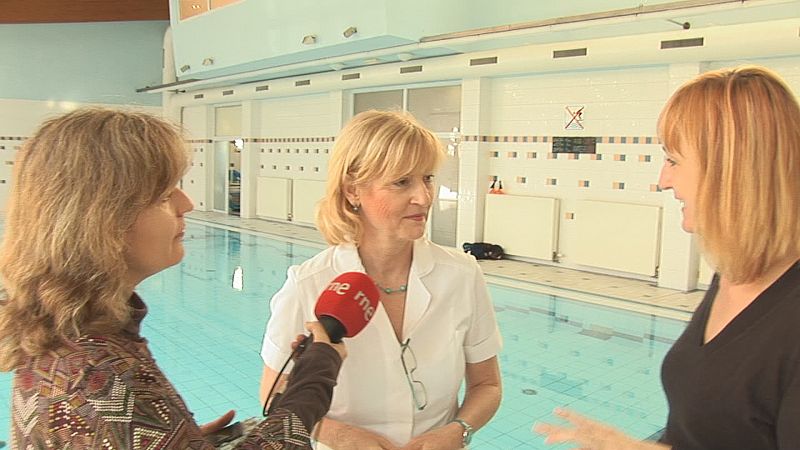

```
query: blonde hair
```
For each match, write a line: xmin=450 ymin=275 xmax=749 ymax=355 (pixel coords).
xmin=658 ymin=66 xmax=800 ymax=283
xmin=316 ymin=110 xmax=445 ymax=245
xmin=0 ymin=108 xmax=189 ymax=371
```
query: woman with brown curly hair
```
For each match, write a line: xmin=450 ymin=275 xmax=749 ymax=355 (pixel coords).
xmin=0 ymin=108 xmax=346 ymax=449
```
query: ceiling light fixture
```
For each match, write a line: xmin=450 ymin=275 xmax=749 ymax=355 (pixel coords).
xmin=180 ymin=64 xmax=191 ymax=73
xmin=343 ymin=26 xmax=358 ymax=38
xmin=301 ymin=34 xmax=317 ymax=45
xmin=202 ymin=57 xmax=214 ymax=66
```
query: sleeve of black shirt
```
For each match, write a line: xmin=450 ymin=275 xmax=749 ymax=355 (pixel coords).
xmin=777 ymin=359 xmax=800 ymax=448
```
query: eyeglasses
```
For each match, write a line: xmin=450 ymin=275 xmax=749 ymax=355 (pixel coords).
xmin=400 ymin=338 xmax=428 ymax=411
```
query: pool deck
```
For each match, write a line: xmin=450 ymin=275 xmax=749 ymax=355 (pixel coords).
xmin=187 ymin=211 xmax=704 ymax=320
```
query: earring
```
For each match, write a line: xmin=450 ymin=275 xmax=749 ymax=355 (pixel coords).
xmin=352 ymin=203 xmax=360 ymax=213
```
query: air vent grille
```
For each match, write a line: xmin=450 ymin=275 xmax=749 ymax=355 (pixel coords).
xmin=400 ymin=65 xmax=423 ymax=74
xmin=553 ymin=48 xmax=587 ymax=58
xmin=470 ymin=56 xmax=498 ymax=66
xmin=660 ymin=37 xmax=704 ymax=49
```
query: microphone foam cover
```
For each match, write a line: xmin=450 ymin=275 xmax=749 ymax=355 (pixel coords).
xmin=314 ymin=272 xmax=381 ymax=338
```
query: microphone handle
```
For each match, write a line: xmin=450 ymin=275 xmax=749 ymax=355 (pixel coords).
xmin=318 ymin=315 xmax=346 ymax=344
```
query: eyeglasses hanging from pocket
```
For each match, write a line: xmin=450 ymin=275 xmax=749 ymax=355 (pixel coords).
xmin=400 ymin=338 xmax=428 ymax=411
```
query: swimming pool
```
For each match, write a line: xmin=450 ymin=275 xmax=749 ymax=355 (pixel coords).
xmin=0 ymin=222 xmax=687 ymax=449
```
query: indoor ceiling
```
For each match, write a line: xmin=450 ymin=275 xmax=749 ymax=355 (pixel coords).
xmin=0 ymin=0 xmax=170 ymax=24
xmin=142 ymin=0 xmax=800 ymax=92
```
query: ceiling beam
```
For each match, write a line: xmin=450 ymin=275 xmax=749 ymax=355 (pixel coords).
xmin=0 ymin=0 xmax=170 ymax=24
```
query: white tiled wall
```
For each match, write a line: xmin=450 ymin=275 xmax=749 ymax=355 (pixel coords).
xmin=178 ymin=94 xmax=343 ymax=218
xmin=487 ymin=68 xmax=668 ymax=136
xmin=258 ymin=93 xmax=341 ymax=137
xmin=480 ymin=67 xmax=669 ymax=276
xmin=254 ymin=93 xmax=341 ymax=185
xmin=181 ymin=105 xmax=212 ymax=211
xmin=0 ymin=99 xmax=161 ymax=212
xmin=164 ymin=23 xmax=800 ymax=290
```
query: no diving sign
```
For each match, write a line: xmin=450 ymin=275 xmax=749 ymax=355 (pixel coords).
xmin=565 ymin=105 xmax=584 ymax=130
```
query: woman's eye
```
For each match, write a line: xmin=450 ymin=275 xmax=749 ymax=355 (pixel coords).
xmin=393 ymin=178 xmax=410 ymax=187
xmin=423 ymin=175 xmax=435 ymax=183
xmin=665 ymin=157 xmax=677 ymax=167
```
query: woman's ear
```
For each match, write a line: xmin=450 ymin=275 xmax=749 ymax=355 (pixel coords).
xmin=343 ymin=175 xmax=359 ymax=207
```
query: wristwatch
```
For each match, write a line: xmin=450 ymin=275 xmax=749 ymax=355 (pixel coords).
xmin=451 ymin=418 xmax=474 ymax=447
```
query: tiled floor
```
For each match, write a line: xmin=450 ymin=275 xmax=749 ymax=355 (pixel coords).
xmin=188 ymin=210 xmax=705 ymax=318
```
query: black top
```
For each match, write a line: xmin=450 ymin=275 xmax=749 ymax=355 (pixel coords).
xmin=660 ymin=263 xmax=800 ymax=449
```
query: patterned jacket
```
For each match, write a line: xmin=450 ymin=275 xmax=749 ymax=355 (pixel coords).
xmin=10 ymin=294 xmax=341 ymax=449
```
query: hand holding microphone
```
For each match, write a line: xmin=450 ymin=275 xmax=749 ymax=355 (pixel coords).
xmin=292 ymin=321 xmax=347 ymax=361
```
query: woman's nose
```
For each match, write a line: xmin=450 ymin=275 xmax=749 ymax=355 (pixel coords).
xmin=658 ymin=164 xmax=672 ymax=191
xmin=411 ymin=180 xmax=432 ymax=205
xmin=176 ymin=188 xmax=195 ymax=214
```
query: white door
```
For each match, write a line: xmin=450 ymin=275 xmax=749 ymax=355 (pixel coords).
xmin=212 ymin=140 xmax=229 ymax=213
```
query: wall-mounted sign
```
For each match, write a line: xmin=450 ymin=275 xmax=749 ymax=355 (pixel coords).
xmin=564 ymin=105 xmax=584 ymax=130
xmin=552 ymin=136 xmax=597 ymax=154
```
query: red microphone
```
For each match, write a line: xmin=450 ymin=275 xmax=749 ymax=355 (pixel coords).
xmin=264 ymin=272 xmax=381 ymax=416
xmin=313 ymin=272 xmax=381 ymax=343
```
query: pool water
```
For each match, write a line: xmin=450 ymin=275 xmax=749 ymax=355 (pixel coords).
xmin=0 ymin=222 xmax=687 ymax=449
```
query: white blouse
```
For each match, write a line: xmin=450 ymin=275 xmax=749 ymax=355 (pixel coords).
xmin=260 ymin=238 xmax=502 ymax=446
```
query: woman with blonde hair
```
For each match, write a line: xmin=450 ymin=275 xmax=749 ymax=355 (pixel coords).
xmin=537 ymin=66 xmax=800 ymax=449
xmin=260 ymin=110 xmax=502 ymax=449
xmin=0 ymin=108 xmax=346 ymax=449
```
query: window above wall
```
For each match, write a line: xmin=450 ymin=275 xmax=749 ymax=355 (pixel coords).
xmin=353 ymin=85 xmax=461 ymax=133
xmin=179 ymin=0 xmax=241 ymax=21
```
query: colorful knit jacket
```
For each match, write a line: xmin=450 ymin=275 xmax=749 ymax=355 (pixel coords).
xmin=10 ymin=294 xmax=341 ymax=449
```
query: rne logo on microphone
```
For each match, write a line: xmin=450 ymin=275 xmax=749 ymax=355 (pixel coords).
xmin=325 ymin=281 xmax=376 ymax=321
xmin=327 ymin=281 xmax=350 ymax=295
xmin=353 ymin=290 xmax=375 ymax=321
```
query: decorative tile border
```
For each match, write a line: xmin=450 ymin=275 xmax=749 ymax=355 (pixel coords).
xmin=244 ymin=137 xmax=336 ymax=143
xmin=489 ymin=150 xmax=657 ymax=161
xmin=0 ymin=136 xmax=27 ymax=141
xmin=464 ymin=135 xmax=551 ymax=143
xmin=599 ymin=136 xmax=657 ymax=145
xmin=186 ymin=139 xmax=213 ymax=144
xmin=464 ymin=135 xmax=658 ymax=144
